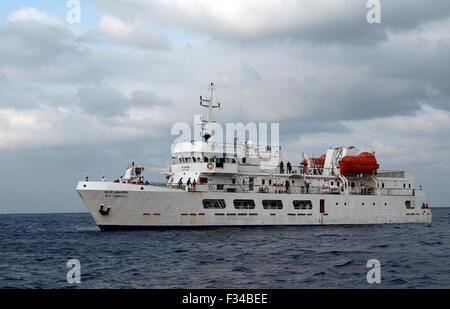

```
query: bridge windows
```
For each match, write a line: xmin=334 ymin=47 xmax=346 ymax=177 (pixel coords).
xmin=233 ymin=199 xmax=256 ymax=209
xmin=202 ymin=199 xmax=226 ymax=209
xmin=293 ymin=200 xmax=313 ymax=210
xmin=262 ymin=200 xmax=283 ymax=209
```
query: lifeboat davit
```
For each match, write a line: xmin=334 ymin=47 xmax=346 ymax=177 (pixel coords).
xmin=301 ymin=154 xmax=326 ymax=167
xmin=339 ymin=152 xmax=379 ymax=175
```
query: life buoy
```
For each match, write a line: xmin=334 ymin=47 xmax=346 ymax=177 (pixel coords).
xmin=263 ymin=187 xmax=269 ymax=193
xmin=207 ymin=162 xmax=214 ymax=169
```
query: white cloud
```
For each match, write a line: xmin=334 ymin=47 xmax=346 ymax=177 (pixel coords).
xmin=97 ymin=15 xmax=168 ymax=49
xmin=4 ymin=6 xmax=65 ymax=27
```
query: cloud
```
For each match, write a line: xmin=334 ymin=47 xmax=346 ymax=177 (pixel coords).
xmin=287 ymin=104 xmax=450 ymax=168
xmin=0 ymin=7 xmax=84 ymax=68
xmin=1 ymin=3 xmax=450 ymax=211
xmin=77 ymin=86 xmax=174 ymax=117
xmin=88 ymin=0 xmax=450 ymax=45
xmin=96 ymin=15 xmax=168 ymax=49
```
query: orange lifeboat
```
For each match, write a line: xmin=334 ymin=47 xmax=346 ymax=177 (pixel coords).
xmin=339 ymin=152 xmax=379 ymax=175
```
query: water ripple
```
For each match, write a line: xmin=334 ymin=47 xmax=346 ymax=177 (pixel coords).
xmin=0 ymin=209 xmax=449 ymax=288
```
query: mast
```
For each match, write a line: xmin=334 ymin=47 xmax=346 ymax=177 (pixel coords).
xmin=200 ymin=82 xmax=221 ymax=141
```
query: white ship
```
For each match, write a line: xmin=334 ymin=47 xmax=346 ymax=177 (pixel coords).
xmin=77 ymin=83 xmax=432 ymax=231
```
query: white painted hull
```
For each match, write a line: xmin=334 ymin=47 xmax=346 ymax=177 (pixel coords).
xmin=77 ymin=181 xmax=432 ymax=231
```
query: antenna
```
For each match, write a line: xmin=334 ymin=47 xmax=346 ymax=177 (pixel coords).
xmin=200 ymin=82 xmax=221 ymax=141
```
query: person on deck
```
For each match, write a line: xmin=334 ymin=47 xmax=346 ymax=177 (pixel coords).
xmin=279 ymin=161 xmax=284 ymax=174
xmin=287 ymin=161 xmax=292 ymax=174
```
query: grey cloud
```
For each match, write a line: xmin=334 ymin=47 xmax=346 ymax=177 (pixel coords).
xmin=241 ymin=62 xmax=262 ymax=82
xmin=0 ymin=17 xmax=86 ymax=68
xmin=88 ymin=0 xmax=450 ymax=46
xmin=280 ymin=120 xmax=352 ymax=138
xmin=77 ymin=86 xmax=174 ymax=117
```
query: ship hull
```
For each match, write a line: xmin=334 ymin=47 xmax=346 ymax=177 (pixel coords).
xmin=77 ymin=182 xmax=432 ymax=231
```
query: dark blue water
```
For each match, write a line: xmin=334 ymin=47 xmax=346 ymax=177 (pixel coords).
xmin=0 ymin=208 xmax=449 ymax=288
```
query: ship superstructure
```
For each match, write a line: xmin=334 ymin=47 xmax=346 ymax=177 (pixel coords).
xmin=77 ymin=83 xmax=431 ymax=231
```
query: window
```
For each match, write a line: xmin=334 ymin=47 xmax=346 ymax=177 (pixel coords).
xmin=262 ymin=200 xmax=283 ymax=209
xmin=262 ymin=179 xmax=265 ymax=185
xmin=233 ymin=199 xmax=256 ymax=209
xmin=293 ymin=200 xmax=313 ymax=209
xmin=202 ymin=199 xmax=226 ymax=209
xmin=186 ymin=157 xmax=192 ymax=163
xmin=405 ymin=200 xmax=415 ymax=209
xmin=217 ymin=184 xmax=224 ymax=190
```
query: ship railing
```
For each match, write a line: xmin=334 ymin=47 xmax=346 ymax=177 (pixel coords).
xmin=132 ymin=182 xmax=418 ymax=196
xmin=375 ymin=170 xmax=405 ymax=178
xmin=380 ymin=188 xmax=416 ymax=196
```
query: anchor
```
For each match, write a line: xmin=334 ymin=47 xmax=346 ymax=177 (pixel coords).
xmin=99 ymin=205 xmax=111 ymax=216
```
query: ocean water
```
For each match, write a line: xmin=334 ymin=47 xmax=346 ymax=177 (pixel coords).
xmin=0 ymin=208 xmax=449 ymax=289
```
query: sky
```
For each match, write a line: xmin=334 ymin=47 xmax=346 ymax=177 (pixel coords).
xmin=0 ymin=0 xmax=449 ymax=213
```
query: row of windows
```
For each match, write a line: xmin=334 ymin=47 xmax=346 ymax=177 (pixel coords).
xmin=202 ymin=199 xmax=314 ymax=210
xmin=203 ymin=199 xmax=410 ymax=209
xmin=178 ymin=157 xmax=235 ymax=164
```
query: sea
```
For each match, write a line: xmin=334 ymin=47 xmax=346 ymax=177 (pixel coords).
xmin=0 ymin=208 xmax=449 ymax=289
